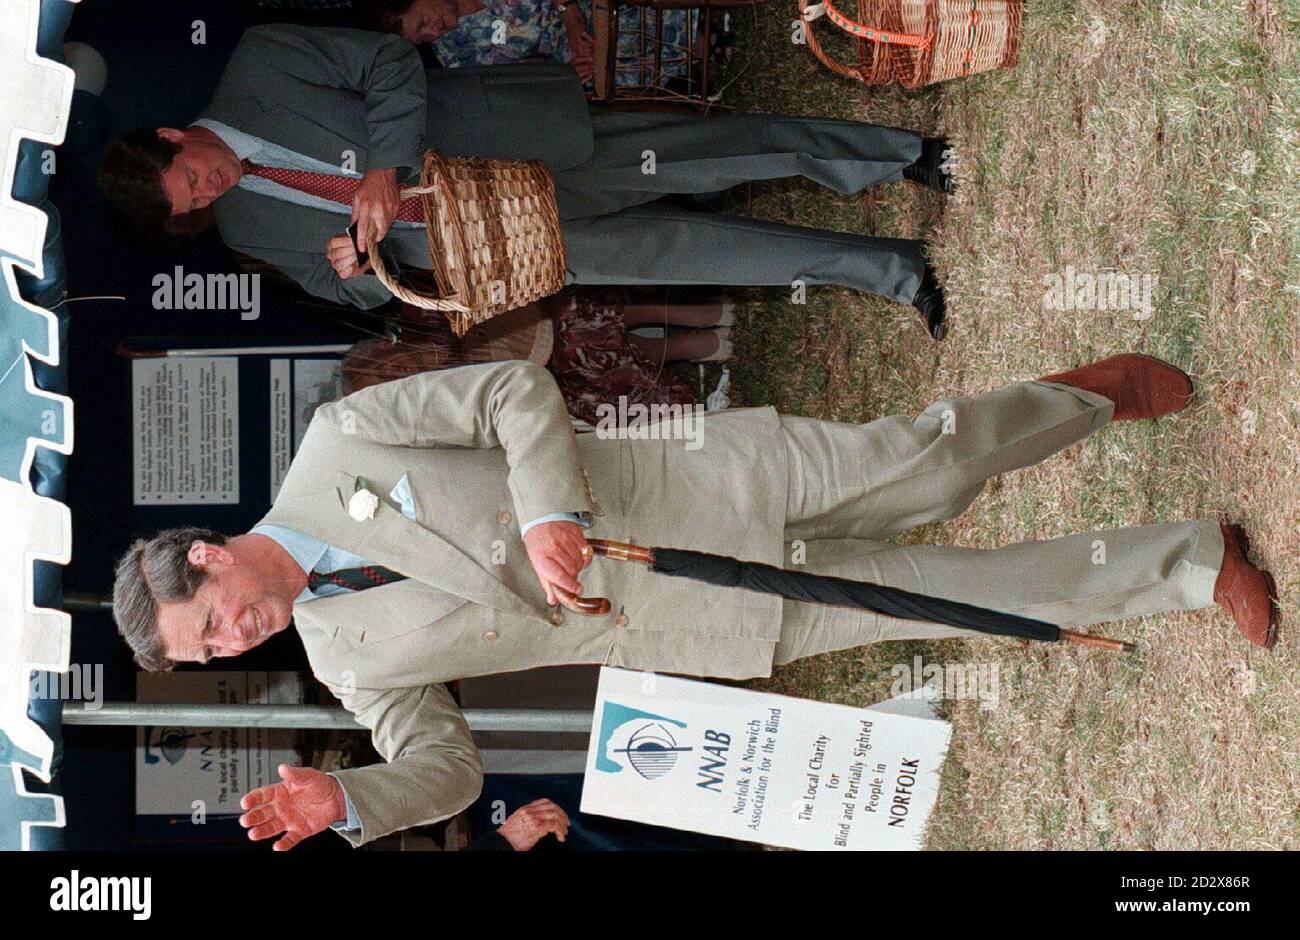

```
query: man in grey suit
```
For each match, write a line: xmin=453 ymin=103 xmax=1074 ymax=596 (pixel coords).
xmin=111 ymin=354 xmax=1277 ymax=850
xmin=97 ymin=23 xmax=952 ymax=337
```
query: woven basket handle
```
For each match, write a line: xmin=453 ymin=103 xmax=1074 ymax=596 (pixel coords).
xmin=365 ymin=181 xmax=471 ymax=315
xmin=797 ymin=0 xmax=932 ymax=83
xmin=806 ymin=0 xmax=931 ymax=48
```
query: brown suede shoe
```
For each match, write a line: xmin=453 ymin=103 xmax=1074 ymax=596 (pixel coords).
xmin=1039 ymin=353 xmax=1194 ymax=420
xmin=1214 ymin=523 xmax=1279 ymax=648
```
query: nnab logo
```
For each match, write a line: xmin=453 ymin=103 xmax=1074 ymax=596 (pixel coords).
xmin=595 ymin=701 xmax=691 ymax=780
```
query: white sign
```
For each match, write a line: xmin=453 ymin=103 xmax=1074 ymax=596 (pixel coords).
xmin=292 ymin=359 xmax=343 ymax=453
xmin=132 ymin=357 xmax=239 ymax=504
xmin=135 ymin=672 xmax=302 ymax=816
xmin=268 ymin=359 xmax=291 ymax=502
xmin=268 ymin=358 xmax=342 ymax=502
xmin=582 ymin=668 xmax=951 ymax=850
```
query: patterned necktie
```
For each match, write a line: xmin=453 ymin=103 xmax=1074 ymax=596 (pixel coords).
xmin=307 ymin=564 xmax=409 ymax=595
xmin=239 ymin=159 xmax=426 ymax=222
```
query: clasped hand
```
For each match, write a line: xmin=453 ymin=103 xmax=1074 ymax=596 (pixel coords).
xmin=327 ymin=167 xmax=400 ymax=279
xmin=522 ymin=519 xmax=593 ymax=606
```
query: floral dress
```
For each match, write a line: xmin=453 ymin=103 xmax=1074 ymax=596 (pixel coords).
xmin=430 ymin=0 xmax=565 ymax=66
xmin=545 ymin=287 xmax=697 ymax=426
xmin=429 ymin=0 xmax=694 ymax=87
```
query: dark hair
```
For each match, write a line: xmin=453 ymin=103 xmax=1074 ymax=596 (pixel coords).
xmin=112 ymin=528 xmax=229 ymax=671
xmin=356 ymin=0 xmax=418 ymax=33
xmin=97 ymin=127 xmax=183 ymax=235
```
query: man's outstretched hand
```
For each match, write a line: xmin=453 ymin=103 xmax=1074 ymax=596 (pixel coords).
xmin=240 ymin=764 xmax=347 ymax=851
xmin=522 ymin=520 xmax=592 ymax=606
xmin=497 ymin=798 xmax=570 ymax=851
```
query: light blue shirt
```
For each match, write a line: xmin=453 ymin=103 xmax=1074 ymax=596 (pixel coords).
xmin=191 ymin=118 xmax=425 ymax=228
xmin=254 ymin=476 xmax=589 ymax=835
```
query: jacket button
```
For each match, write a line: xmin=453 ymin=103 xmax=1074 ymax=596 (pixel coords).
xmin=550 ymin=610 xmax=565 ymax=626
xmin=498 ymin=510 xmax=512 ymax=525
xmin=483 ymin=630 xmax=498 ymax=642
xmin=613 ymin=613 xmax=629 ymax=627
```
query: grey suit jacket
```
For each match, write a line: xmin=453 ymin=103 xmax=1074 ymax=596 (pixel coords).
xmin=261 ymin=361 xmax=787 ymax=845
xmin=203 ymin=24 xmax=592 ymax=309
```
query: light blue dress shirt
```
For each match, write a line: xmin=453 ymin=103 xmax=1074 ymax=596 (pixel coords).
xmin=254 ymin=476 xmax=589 ymax=835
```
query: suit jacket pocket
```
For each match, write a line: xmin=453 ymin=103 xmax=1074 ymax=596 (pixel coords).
xmin=575 ymin=434 xmax=631 ymax=522
xmin=314 ymin=578 xmax=468 ymax=646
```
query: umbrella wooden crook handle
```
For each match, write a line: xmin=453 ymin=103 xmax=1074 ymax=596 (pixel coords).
xmin=1059 ymin=629 xmax=1135 ymax=653
xmin=552 ymin=586 xmax=611 ymax=616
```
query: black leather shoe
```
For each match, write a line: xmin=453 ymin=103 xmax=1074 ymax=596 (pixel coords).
xmin=912 ymin=264 xmax=948 ymax=340
xmin=902 ymin=137 xmax=955 ymax=194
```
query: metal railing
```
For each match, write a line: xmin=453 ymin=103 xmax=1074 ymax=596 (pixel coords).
xmin=63 ymin=703 xmax=594 ymax=733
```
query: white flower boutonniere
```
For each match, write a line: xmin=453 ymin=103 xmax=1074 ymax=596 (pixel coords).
xmin=348 ymin=478 xmax=380 ymax=521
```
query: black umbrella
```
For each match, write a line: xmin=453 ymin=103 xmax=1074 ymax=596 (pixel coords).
xmin=554 ymin=539 xmax=1133 ymax=653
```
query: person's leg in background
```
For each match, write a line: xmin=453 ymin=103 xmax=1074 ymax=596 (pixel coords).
xmin=555 ymin=110 xmax=950 ymax=336
xmin=560 ymin=202 xmax=932 ymax=330
xmin=622 ymin=297 xmax=735 ymax=363
xmin=553 ymin=110 xmax=925 ymax=219
xmin=622 ymin=299 xmax=732 ymax=329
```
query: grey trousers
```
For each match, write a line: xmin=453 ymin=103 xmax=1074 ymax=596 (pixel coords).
xmin=774 ymin=380 xmax=1224 ymax=663
xmin=552 ymin=111 xmax=927 ymax=304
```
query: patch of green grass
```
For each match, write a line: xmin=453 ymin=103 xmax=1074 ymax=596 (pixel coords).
xmin=715 ymin=0 xmax=1299 ymax=849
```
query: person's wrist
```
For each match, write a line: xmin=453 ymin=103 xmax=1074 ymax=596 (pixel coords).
xmin=331 ymin=777 xmax=349 ymax=824
xmin=497 ymin=822 xmax=521 ymax=850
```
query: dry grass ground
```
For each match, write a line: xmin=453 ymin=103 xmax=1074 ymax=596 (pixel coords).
xmin=717 ymin=0 xmax=1299 ymax=848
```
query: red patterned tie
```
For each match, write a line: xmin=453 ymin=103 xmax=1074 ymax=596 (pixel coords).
xmin=239 ymin=159 xmax=425 ymax=222
xmin=307 ymin=564 xmax=409 ymax=594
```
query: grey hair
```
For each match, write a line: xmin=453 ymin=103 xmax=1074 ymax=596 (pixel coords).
xmin=112 ymin=528 xmax=229 ymax=671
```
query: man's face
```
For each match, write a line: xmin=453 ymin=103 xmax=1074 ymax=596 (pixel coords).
xmin=156 ymin=542 xmax=294 ymax=664
xmin=155 ymin=127 xmax=243 ymax=217
xmin=397 ymin=0 xmax=463 ymax=43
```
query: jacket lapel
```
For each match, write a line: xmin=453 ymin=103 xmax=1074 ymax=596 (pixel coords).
xmin=266 ymin=473 xmax=549 ymax=625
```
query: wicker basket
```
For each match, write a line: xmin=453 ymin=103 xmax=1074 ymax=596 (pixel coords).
xmin=369 ymin=151 xmax=567 ymax=336
xmin=798 ymin=0 xmax=1023 ymax=88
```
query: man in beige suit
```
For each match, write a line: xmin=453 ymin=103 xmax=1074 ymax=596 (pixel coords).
xmin=111 ymin=354 xmax=1278 ymax=850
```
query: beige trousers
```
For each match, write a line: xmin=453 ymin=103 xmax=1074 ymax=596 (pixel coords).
xmin=774 ymin=380 xmax=1223 ymax=663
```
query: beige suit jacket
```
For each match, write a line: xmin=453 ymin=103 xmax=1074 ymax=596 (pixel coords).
xmin=259 ymin=361 xmax=787 ymax=844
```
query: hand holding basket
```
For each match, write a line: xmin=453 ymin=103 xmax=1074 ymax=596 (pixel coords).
xmin=367 ymin=151 xmax=567 ymax=337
